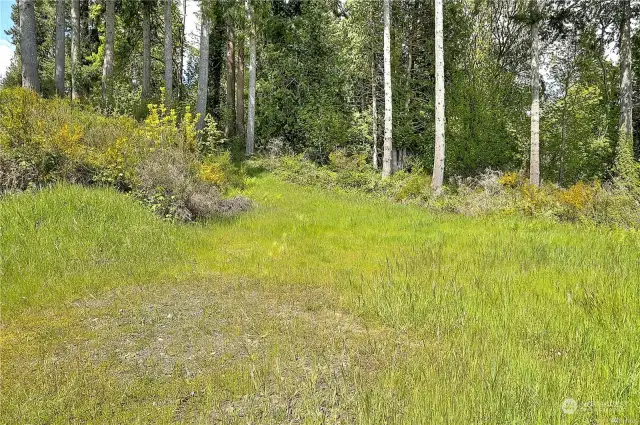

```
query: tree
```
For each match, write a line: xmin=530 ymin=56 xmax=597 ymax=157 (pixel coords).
xmin=245 ymin=0 xmax=256 ymax=156
xmin=432 ymin=0 xmax=445 ymax=192
xmin=616 ymin=0 xmax=634 ymax=182
xmin=19 ymin=0 xmax=40 ymax=93
xmin=382 ymin=0 xmax=393 ymax=178
xmin=236 ymin=24 xmax=245 ymax=138
xmin=55 ymin=0 xmax=65 ymax=95
xmin=71 ymin=0 xmax=80 ymax=100
xmin=225 ymin=18 xmax=236 ymax=137
xmin=529 ymin=0 xmax=541 ymax=186
xmin=101 ymin=0 xmax=115 ymax=105
xmin=142 ymin=1 xmax=151 ymax=100
xmin=164 ymin=0 xmax=173 ymax=106
xmin=196 ymin=8 xmax=211 ymax=130
xmin=371 ymin=54 xmax=379 ymax=170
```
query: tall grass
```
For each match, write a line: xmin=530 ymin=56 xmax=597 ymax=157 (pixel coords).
xmin=0 ymin=184 xmax=191 ymax=318
xmin=2 ymin=175 xmax=639 ymax=423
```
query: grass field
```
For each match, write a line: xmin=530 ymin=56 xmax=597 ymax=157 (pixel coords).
xmin=1 ymin=172 xmax=639 ymax=424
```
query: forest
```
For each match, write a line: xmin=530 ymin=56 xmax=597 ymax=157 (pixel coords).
xmin=1 ymin=0 xmax=640 ymax=423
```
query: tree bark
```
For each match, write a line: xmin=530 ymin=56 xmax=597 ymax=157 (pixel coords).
xmin=617 ymin=0 xmax=634 ymax=178
xmin=371 ymin=54 xmax=378 ymax=170
xmin=245 ymin=0 xmax=256 ymax=156
xmin=164 ymin=0 xmax=173 ymax=106
xmin=71 ymin=0 xmax=80 ymax=100
xmin=382 ymin=0 xmax=393 ymax=178
xmin=179 ymin=0 xmax=187 ymax=101
xmin=101 ymin=0 xmax=115 ymax=106
xmin=236 ymin=33 xmax=245 ymax=138
xmin=196 ymin=11 xmax=210 ymax=130
xmin=432 ymin=0 xmax=445 ymax=192
xmin=19 ymin=0 xmax=40 ymax=93
xmin=225 ymin=20 xmax=236 ymax=137
xmin=142 ymin=3 xmax=151 ymax=99
xmin=529 ymin=0 xmax=541 ymax=186
xmin=55 ymin=0 xmax=65 ymax=95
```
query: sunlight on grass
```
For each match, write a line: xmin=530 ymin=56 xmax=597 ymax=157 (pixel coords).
xmin=1 ymin=176 xmax=639 ymax=423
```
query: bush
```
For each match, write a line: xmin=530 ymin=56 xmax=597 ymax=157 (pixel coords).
xmin=0 ymin=88 xmax=249 ymax=221
xmin=136 ymin=149 xmax=250 ymax=221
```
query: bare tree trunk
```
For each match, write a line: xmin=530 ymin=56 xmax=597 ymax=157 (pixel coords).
xmin=55 ymin=0 xmax=65 ymax=95
xmin=196 ymin=11 xmax=210 ymax=130
xmin=432 ymin=0 xmax=445 ymax=192
xmin=382 ymin=0 xmax=393 ymax=178
xmin=179 ymin=0 xmax=186 ymax=101
xmin=529 ymin=0 xmax=541 ymax=186
xmin=371 ymin=55 xmax=378 ymax=170
xmin=71 ymin=0 xmax=80 ymax=100
xmin=164 ymin=0 xmax=173 ymax=106
xmin=617 ymin=0 xmax=634 ymax=179
xmin=19 ymin=0 xmax=40 ymax=93
xmin=236 ymin=34 xmax=245 ymax=138
xmin=225 ymin=21 xmax=236 ymax=137
xmin=245 ymin=0 xmax=256 ymax=156
xmin=142 ymin=3 xmax=151 ymax=99
xmin=101 ymin=0 xmax=115 ymax=106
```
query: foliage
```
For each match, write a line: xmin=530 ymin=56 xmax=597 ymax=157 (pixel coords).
xmin=0 ymin=88 xmax=246 ymax=221
xmin=259 ymin=153 xmax=640 ymax=228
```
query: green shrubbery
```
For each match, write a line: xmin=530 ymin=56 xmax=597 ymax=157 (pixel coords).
xmin=0 ymin=88 xmax=249 ymax=221
xmin=256 ymin=152 xmax=640 ymax=228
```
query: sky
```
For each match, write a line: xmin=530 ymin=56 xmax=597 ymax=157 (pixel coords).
xmin=0 ymin=0 xmax=15 ymax=80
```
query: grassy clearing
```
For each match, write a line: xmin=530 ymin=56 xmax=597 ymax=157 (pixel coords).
xmin=2 ymin=174 xmax=640 ymax=423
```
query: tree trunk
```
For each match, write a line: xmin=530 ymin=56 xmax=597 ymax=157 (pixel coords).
xmin=101 ymin=0 xmax=115 ymax=106
xmin=196 ymin=12 xmax=210 ymax=130
xmin=616 ymin=0 xmax=634 ymax=179
xmin=245 ymin=0 xmax=256 ymax=156
xmin=432 ymin=0 xmax=445 ymax=192
xmin=164 ymin=0 xmax=173 ymax=106
xmin=236 ymin=34 xmax=245 ymax=138
xmin=225 ymin=21 xmax=236 ymax=137
xmin=529 ymin=1 xmax=541 ymax=186
xmin=71 ymin=0 xmax=80 ymax=100
xmin=371 ymin=54 xmax=378 ymax=170
xmin=142 ymin=3 xmax=151 ymax=99
xmin=19 ymin=0 xmax=40 ymax=93
xmin=179 ymin=0 xmax=186 ymax=101
xmin=382 ymin=0 xmax=393 ymax=178
xmin=55 ymin=0 xmax=65 ymax=95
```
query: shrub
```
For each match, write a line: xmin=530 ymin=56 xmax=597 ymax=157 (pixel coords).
xmin=498 ymin=171 xmax=521 ymax=189
xmin=136 ymin=149 xmax=250 ymax=221
xmin=200 ymin=152 xmax=245 ymax=192
xmin=0 ymin=88 xmax=249 ymax=221
xmin=394 ymin=172 xmax=430 ymax=201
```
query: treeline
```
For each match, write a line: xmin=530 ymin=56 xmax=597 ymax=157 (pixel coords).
xmin=3 ymin=0 xmax=640 ymax=191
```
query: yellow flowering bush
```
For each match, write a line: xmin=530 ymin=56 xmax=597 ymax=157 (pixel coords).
xmin=498 ymin=171 xmax=521 ymax=188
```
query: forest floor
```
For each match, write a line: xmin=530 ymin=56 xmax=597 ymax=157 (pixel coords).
xmin=2 ymin=171 xmax=640 ymax=424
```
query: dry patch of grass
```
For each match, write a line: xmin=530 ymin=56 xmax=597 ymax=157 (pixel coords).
xmin=1 ymin=276 xmax=409 ymax=424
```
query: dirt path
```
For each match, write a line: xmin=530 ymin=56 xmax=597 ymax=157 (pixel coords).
xmin=1 ymin=276 xmax=409 ymax=423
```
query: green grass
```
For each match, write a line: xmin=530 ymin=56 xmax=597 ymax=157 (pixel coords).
xmin=2 ymin=175 xmax=640 ymax=423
